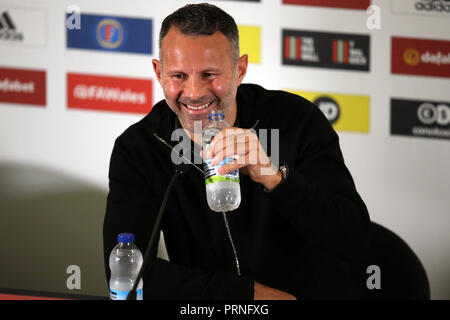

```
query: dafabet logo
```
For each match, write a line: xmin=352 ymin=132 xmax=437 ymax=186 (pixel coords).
xmin=403 ymin=48 xmax=421 ymax=66
xmin=0 ymin=67 xmax=46 ymax=107
xmin=392 ymin=37 xmax=450 ymax=78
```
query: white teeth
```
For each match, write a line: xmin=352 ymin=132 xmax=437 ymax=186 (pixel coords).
xmin=185 ymin=102 xmax=211 ymax=110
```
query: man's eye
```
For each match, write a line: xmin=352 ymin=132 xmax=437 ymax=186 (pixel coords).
xmin=172 ymin=74 xmax=185 ymax=79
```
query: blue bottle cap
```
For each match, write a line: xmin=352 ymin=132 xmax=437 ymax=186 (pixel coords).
xmin=118 ymin=233 xmax=134 ymax=243
xmin=208 ymin=113 xmax=224 ymax=120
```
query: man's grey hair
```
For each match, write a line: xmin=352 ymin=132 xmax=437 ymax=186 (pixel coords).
xmin=158 ymin=3 xmax=240 ymax=64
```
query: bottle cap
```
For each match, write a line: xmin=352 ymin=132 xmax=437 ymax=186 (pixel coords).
xmin=118 ymin=233 xmax=134 ymax=243
xmin=208 ymin=113 xmax=224 ymax=120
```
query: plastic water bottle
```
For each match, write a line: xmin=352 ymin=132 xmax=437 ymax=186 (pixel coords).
xmin=202 ymin=112 xmax=241 ymax=212
xmin=109 ymin=233 xmax=143 ymax=300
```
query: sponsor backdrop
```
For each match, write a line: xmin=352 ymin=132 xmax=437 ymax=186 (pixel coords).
xmin=0 ymin=0 xmax=449 ymax=299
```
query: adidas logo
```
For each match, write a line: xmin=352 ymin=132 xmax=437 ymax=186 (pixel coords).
xmin=415 ymin=0 xmax=450 ymax=12
xmin=0 ymin=11 xmax=24 ymax=41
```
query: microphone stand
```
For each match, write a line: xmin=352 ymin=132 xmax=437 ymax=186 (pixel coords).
xmin=126 ymin=167 xmax=185 ymax=300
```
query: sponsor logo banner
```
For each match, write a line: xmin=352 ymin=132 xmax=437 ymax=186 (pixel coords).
xmin=391 ymin=98 xmax=450 ymax=140
xmin=282 ymin=0 xmax=370 ymax=10
xmin=238 ymin=25 xmax=261 ymax=64
xmin=66 ymin=13 xmax=152 ymax=55
xmin=282 ymin=30 xmax=370 ymax=71
xmin=67 ymin=73 xmax=152 ymax=114
xmin=392 ymin=37 xmax=450 ymax=78
xmin=0 ymin=67 xmax=46 ymax=106
xmin=392 ymin=0 xmax=450 ymax=17
xmin=0 ymin=7 xmax=46 ymax=46
xmin=287 ymin=89 xmax=370 ymax=133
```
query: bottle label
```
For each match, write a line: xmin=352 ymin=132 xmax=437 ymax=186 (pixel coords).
xmin=110 ymin=288 xmax=143 ymax=300
xmin=204 ymin=157 xmax=239 ymax=185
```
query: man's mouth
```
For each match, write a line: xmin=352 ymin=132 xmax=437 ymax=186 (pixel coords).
xmin=180 ymin=100 xmax=216 ymax=115
xmin=183 ymin=101 xmax=212 ymax=110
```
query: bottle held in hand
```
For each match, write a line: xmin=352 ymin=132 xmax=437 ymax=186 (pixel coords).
xmin=202 ymin=111 xmax=241 ymax=212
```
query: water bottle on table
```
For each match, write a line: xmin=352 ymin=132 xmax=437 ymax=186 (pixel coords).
xmin=109 ymin=233 xmax=143 ymax=300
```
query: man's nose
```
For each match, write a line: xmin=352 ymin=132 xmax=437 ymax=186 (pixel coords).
xmin=184 ymin=76 xmax=206 ymax=101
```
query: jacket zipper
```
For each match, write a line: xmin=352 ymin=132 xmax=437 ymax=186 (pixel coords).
xmin=153 ymin=119 xmax=259 ymax=277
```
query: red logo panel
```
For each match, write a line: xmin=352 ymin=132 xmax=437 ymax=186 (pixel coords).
xmin=282 ymin=0 xmax=370 ymax=10
xmin=392 ymin=37 xmax=450 ymax=79
xmin=67 ymin=73 xmax=152 ymax=114
xmin=0 ymin=67 xmax=46 ymax=106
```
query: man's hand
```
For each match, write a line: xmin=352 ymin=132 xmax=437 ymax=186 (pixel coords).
xmin=201 ymin=127 xmax=282 ymax=191
xmin=254 ymin=282 xmax=297 ymax=300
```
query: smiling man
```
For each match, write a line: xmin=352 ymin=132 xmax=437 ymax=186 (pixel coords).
xmin=152 ymin=23 xmax=243 ymax=134
xmin=103 ymin=3 xmax=370 ymax=300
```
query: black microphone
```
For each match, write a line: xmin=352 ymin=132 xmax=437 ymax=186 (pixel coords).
xmin=126 ymin=164 xmax=188 ymax=300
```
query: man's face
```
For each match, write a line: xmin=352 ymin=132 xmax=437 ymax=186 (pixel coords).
xmin=153 ymin=27 xmax=248 ymax=132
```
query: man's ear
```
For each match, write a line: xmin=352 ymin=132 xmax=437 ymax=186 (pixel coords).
xmin=237 ymin=54 xmax=248 ymax=85
xmin=152 ymin=59 xmax=162 ymax=84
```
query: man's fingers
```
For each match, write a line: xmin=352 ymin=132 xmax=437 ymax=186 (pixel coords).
xmin=211 ymin=141 xmax=249 ymax=165
xmin=201 ymin=127 xmax=267 ymax=172
xmin=217 ymin=161 xmax=244 ymax=175
xmin=217 ymin=153 xmax=254 ymax=175
xmin=209 ymin=132 xmax=258 ymax=162
xmin=210 ymin=128 xmax=256 ymax=151
xmin=210 ymin=127 xmax=246 ymax=145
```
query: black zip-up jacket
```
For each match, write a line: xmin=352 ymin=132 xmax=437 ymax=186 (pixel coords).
xmin=103 ymin=83 xmax=370 ymax=299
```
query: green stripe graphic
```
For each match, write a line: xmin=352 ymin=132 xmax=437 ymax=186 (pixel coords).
xmin=338 ymin=40 xmax=344 ymax=63
xmin=290 ymin=36 xmax=296 ymax=60
xmin=205 ymin=176 xmax=240 ymax=185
